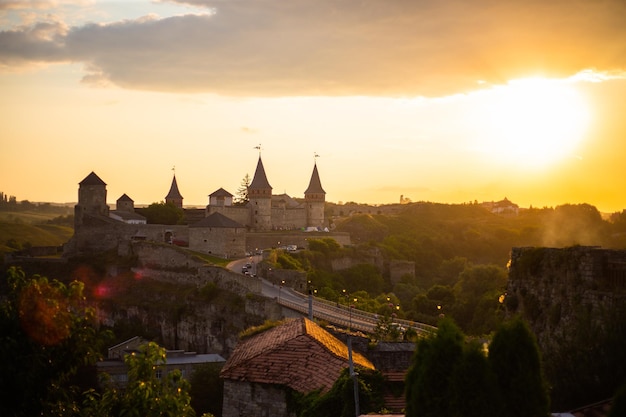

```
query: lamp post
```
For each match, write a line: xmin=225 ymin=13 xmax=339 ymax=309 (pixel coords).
xmin=278 ymin=280 xmax=285 ymax=302
xmin=349 ymin=298 xmax=357 ymax=331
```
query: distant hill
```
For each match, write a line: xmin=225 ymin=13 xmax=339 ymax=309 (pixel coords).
xmin=0 ymin=208 xmax=74 ymax=256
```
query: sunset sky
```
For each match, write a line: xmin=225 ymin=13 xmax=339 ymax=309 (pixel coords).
xmin=1 ymin=0 xmax=626 ymax=212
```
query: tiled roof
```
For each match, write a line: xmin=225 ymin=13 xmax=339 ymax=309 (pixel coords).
xmin=79 ymin=171 xmax=106 ymax=186
xmin=190 ymin=212 xmax=245 ymax=228
xmin=304 ymin=163 xmax=325 ymax=195
xmin=220 ymin=318 xmax=374 ymax=393
xmin=248 ymin=156 xmax=272 ymax=190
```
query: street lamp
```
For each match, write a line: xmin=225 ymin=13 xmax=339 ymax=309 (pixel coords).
xmin=278 ymin=280 xmax=285 ymax=302
xmin=349 ymin=298 xmax=357 ymax=331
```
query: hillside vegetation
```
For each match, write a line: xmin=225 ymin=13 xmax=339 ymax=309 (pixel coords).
xmin=0 ymin=205 xmax=74 ymax=256
xmin=273 ymin=202 xmax=626 ymax=336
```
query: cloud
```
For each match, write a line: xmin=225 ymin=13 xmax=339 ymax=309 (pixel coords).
xmin=1 ymin=0 xmax=626 ymax=96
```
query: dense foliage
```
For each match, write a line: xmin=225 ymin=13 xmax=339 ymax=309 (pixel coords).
xmin=289 ymin=367 xmax=385 ymax=417
xmin=82 ymin=342 xmax=201 ymax=417
xmin=140 ymin=201 xmax=185 ymax=225
xmin=277 ymin=202 xmax=626 ymax=337
xmin=0 ymin=267 xmax=218 ymax=417
xmin=405 ymin=317 xmax=549 ymax=417
xmin=0 ymin=267 xmax=112 ymax=416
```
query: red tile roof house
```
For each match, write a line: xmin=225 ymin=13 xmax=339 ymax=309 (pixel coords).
xmin=220 ymin=317 xmax=375 ymax=417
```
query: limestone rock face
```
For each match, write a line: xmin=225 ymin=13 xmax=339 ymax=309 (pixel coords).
xmin=507 ymin=246 xmax=626 ymax=350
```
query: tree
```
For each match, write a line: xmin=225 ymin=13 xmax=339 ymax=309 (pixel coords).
xmin=449 ymin=341 xmax=503 ymax=417
xmin=142 ymin=202 xmax=185 ymax=225
xmin=82 ymin=342 xmax=202 ymax=417
xmin=405 ymin=319 xmax=464 ymax=417
xmin=0 ymin=267 xmax=112 ymax=417
xmin=234 ymin=173 xmax=251 ymax=205
xmin=488 ymin=316 xmax=550 ymax=417
xmin=293 ymin=368 xmax=384 ymax=417
xmin=189 ymin=363 xmax=223 ymax=417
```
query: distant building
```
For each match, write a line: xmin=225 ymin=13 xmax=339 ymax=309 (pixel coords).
xmin=66 ymin=156 xmax=332 ymax=257
xmin=207 ymin=156 xmax=327 ymax=231
xmin=481 ymin=197 xmax=519 ymax=216
xmin=96 ymin=337 xmax=225 ymax=388
xmin=109 ymin=194 xmax=146 ymax=224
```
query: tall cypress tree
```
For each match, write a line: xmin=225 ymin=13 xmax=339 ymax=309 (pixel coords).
xmin=488 ymin=316 xmax=550 ymax=417
xmin=405 ymin=319 xmax=464 ymax=417
xmin=450 ymin=340 xmax=503 ymax=417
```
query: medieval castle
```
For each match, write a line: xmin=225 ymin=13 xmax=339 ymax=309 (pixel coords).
xmin=67 ymin=156 xmax=347 ymax=258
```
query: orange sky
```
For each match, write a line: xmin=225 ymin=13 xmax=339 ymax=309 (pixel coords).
xmin=1 ymin=1 xmax=626 ymax=212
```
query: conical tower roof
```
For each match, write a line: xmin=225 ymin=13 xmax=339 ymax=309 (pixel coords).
xmin=248 ymin=157 xmax=272 ymax=190
xmin=165 ymin=175 xmax=184 ymax=200
xmin=304 ymin=163 xmax=325 ymax=195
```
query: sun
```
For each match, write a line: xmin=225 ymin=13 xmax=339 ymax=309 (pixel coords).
xmin=475 ymin=77 xmax=591 ymax=168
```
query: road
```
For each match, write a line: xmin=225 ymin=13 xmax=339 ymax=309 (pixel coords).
xmin=226 ymin=256 xmax=436 ymax=336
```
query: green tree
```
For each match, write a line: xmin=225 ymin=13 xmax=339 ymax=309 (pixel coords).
xmin=0 ymin=267 xmax=112 ymax=417
xmin=83 ymin=342 xmax=201 ymax=417
xmin=488 ymin=316 xmax=550 ymax=417
xmin=450 ymin=341 xmax=503 ymax=417
xmin=142 ymin=202 xmax=185 ymax=225
xmin=293 ymin=368 xmax=384 ymax=417
xmin=405 ymin=319 xmax=464 ymax=417
xmin=189 ymin=363 xmax=223 ymax=417
xmin=234 ymin=173 xmax=251 ymax=206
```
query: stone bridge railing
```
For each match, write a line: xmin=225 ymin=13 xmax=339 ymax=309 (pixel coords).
xmin=278 ymin=291 xmax=436 ymax=336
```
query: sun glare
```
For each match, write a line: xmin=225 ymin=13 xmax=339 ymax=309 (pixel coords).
xmin=476 ymin=77 xmax=591 ymax=168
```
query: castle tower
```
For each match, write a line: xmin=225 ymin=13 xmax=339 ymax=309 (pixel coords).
xmin=116 ymin=194 xmax=134 ymax=212
xmin=304 ymin=162 xmax=326 ymax=229
xmin=75 ymin=171 xmax=109 ymax=228
xmin=165 ymin=174 xmax=183 ymax=209
xmin=248 ymin=156 xmax=273 ymax=231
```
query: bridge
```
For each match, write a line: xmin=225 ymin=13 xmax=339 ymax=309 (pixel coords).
xmin=228 ymin=255 xmax=436 ymax=336
xmin=276 ymin=286 xmax=436 ymax=336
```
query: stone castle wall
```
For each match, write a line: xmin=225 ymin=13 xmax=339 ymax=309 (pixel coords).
xmin=245 ymin=231 xmax=351 ymax=254
xmin=206 ymin=206 xmax=250 ymax=227
xmin=506 ymin=246 xmax=626 ymax=350
xmin=222 ymin=380 xmax=292 ymax=417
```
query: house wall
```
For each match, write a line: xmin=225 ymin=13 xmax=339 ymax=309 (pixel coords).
xmin=222 ymin=380 xmax=293 ymax=417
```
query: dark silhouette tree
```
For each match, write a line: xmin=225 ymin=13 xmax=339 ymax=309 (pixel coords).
xmin=234 ymin=173 xmax=251 ymax=206
xmin=488 ymin=316 xmax=550 ymax=417
xmin=450 ymin=340 xmax=503 ymax=417
xmin=405 ymin=318 xmax=464 ymax=417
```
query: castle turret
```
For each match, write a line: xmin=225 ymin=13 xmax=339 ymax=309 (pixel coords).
xmin=304 ymin=162 xmax=326 ymax=229
xmin=248 ymin=156 xmax=273 ymax=230
xmin=75 ymin=171 xmax=109 ymax=228
xmin=116 ymin=193 xmax=134 ymax=212
xmin=165 ymin=174 xmax=183 ymax=209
